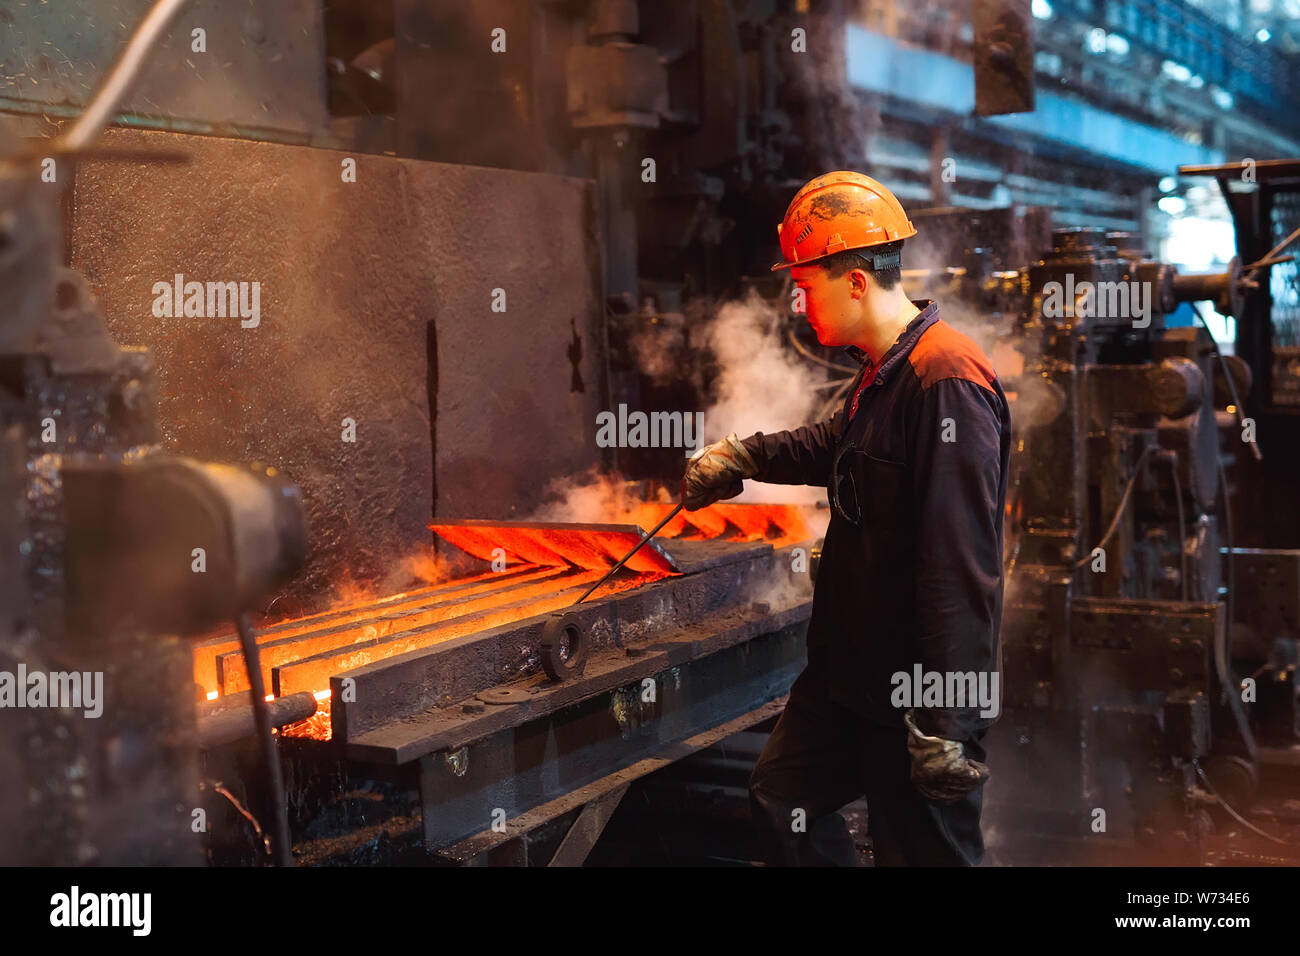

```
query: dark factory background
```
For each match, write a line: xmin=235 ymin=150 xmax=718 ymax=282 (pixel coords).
xmin=1 ymin=0 xmax=1299 ymax=874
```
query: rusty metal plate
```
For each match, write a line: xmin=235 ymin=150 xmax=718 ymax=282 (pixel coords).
xmin=70 ymin=128 xmax=607 ymax=616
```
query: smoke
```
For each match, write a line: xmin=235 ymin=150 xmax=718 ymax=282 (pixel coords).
xmin=898 ymin=242 xmax=1050 ymax=435
xmin=529 ymin=284 xmax=844 ymax=518
xmin=695 ymin=290 xmax=838 ymax=505
xmin=322 ymin=543 xmax=480 ymax=612
xmin=529 ymin=469 xmax=669 ymax=523
xmin=899 ymin=240 xmax=997 ymax=350
xmin=784 ymin=11 xmax=877 ymax=173
xmin=698 ymin=289 xmax=832 ymax=439
xmin=626 ymin=315 xmax=688 ymax=386
xmin=747 ymin=555 xmax=821 ymax=615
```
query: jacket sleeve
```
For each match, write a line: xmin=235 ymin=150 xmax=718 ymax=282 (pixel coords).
xmin=909 ymin=378 xmax=1005 ymax=740
xmin=739 ymin=411 xmax=842 ymax=487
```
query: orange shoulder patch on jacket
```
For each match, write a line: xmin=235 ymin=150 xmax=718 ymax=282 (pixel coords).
xmin=908 ymin=320 xmax=996 ymax=392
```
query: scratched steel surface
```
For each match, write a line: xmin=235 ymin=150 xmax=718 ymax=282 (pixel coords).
xmin=70 ymin=128 xmax=607 ymax=614
xmin=0 ymin=0 xmax=327 ymax=137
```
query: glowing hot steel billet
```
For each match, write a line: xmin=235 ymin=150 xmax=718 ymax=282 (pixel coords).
xmin=574 ymin=503 xmax=685 ymax=605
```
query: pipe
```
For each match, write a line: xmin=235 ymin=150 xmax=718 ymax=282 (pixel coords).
xmin=197 ymin=691 xmax=319 ymax=750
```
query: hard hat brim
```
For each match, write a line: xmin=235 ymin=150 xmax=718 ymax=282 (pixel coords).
xmin=770 ymin=254 xmax=827 ymax=272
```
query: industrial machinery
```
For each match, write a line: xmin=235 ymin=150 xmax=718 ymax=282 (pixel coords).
xmin=0 ymin=124 xmax=309 ymax=863
xmin=917 ymin=216 xmax=1300 ymax=864
xmin=0 ymin=94 xmax=824 ymax=868
xmin=3 ymin=0 xmax=1299 ymax=870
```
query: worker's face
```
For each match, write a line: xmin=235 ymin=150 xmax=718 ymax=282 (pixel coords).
xmin=791 ymin=262 xmax=867 ymax=347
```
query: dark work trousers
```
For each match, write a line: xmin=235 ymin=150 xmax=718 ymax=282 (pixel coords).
xmin=748 ymin=663 xmax=987 ymax=866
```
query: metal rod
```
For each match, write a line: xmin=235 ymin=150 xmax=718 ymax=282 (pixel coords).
xmin=573 ymin=502 xmax=684 ymax=604
xmin=236 ymin=613 xmax=294 ymax=866
xmin=56 ymin=0 xmax=191 ymax=153
xmin=1242 ymin=252 xmax=1295 ymax=272
xmin=1245 ymin=224 xmax=1300 ymax=278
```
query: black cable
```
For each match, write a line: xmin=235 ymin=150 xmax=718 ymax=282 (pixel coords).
xmin=1164 ymin=453 xmax=1189 ymax=602
xmin=815 ymin=377 xmax=858 ymax=423
xmin=1193 ymin=761 xmax=1295 ymax=845
xmin=236 ymin=613 xmax=294 ymax=866
xmin=1073 ymin=446 xmax=1255 ymax=752
xmin=810 ymin=376 xmax=857 ymax=390
xmin=785 ymin=326 xmax=858 ymax=374
xmin=1185 ymin=302 xmax=1255 ymax=757
xmin=1073 ymin=446 xmax=1155 ymax=570
xmin=1216 ymin=453 xmax=1257 ymax=759
xmin=1190 ymin=302 xmax=1261 ymax=463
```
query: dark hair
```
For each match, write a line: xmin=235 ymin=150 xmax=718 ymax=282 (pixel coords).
xmin=819 ymin=239 xmax=904 ymax=290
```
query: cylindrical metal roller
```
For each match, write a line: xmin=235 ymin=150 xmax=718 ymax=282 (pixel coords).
xmin=1149 ymin=357 xmax=1206 ymax=419
xmin=197 ymin=691 xmax=318 ymax=750
xmin=1172 ymin=257 xmax=1245 ymax=317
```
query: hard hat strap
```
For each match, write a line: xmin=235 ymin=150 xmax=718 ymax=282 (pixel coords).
xmin=862 ymin=249 xmax=901 ymax=271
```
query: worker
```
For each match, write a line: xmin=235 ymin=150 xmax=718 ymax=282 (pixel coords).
xmin=682 ymin=171 xmax=1011 ymax=866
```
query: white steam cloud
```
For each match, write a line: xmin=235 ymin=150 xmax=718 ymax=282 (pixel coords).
xmin=529 ymin=470 xmax=668 ymax=523
xmin=530 ymin=287 xmax=858 ymax=518
xmin=696 ymin=289 xmax=841 ymax=505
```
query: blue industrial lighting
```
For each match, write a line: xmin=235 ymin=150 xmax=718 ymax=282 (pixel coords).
xmin=1105 ymin=33 xmax=1130 ymax=56
xmin=1158 ymin=176 xmax=1177 ymax=193
xmin=1048 ymin=0 xmax=1298 ymax=132
xmin=1032 ymin=0 xmax=1053 ymax=19
xmin=844 ymin=25 xmax=1225 ymax=174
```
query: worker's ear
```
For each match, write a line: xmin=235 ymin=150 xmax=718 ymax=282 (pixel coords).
xmin=848 ymin=265 xmax=872 ymax=299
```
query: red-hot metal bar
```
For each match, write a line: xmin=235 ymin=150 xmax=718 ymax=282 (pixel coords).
xmin=191 ymin=503 xmax=819 ymax=745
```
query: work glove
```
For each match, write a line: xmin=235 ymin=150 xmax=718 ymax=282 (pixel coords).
xmin=903 ymin=708 xmax=991 ymax=802
xmin=681 ymin=433 xmax=760 ymax=511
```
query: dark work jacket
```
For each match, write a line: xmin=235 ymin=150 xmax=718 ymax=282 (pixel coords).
xmin=742 ymin=300 xmax=1011 ymax=740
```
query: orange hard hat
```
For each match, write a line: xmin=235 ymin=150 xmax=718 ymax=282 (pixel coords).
xmin=770 ymin=171 xmax=917 ymax=272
